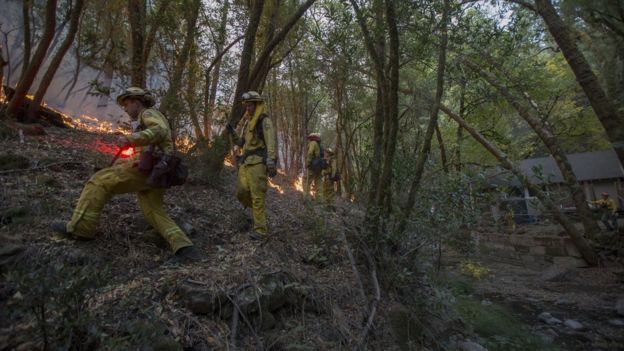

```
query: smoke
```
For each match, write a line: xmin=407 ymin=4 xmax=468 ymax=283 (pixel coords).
xmin=0 ymin=0 xmax=126 ymax=129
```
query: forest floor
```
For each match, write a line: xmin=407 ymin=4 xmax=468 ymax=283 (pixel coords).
xmin=0 ymin=124 xmax=623 ymax=350
xmin=446 ymin=224 xmax=624 ymax=351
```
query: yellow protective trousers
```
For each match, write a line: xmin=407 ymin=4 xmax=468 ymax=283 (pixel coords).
xmin=236 ymin=162 xmax=268 ymax=235
xmin=66 ymin=163 xmax=193 ymax=252
xmin=304 ymin=170 xmax=323 ymax=201
xmin=323 ymin=178 xmax=335 ymax=205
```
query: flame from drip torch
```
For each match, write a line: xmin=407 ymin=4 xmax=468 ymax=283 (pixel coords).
xmin=120 ymin=147 xmax=135 ymax=158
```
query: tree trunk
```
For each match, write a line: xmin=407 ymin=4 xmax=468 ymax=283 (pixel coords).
xmin=20 ymin=0 xmax=32 ymax=83
xmin=463 ymin=57 xmax=601 ymax=238
xmin=435 ymin=123 xmax=449 ymax=173
xmin=203 ymin=0 xmax=230 ymax=141
xmin=203 ymin=0 xmax=315 ymax=177
xmin=27 ymin=0 xmax=85 ymax=123
xmin=160 ymin=0 xmax=201 ymax=143
xmin=376 ymin=0 xmax=400 ymax=221
xmin=128 ymin=0 xmax=146 ymax=87
xmin=533 ymin=0 xmax=624 ymax=170
xmin=440 ymin=102 xmax=600 ymax=267
xmin=397 ymin=0 xmax=449 ymax=235
xmin=6 ymin=0 xmax=57 ymax=120
xmin=142 ymin=0 xmax=172 ymax=75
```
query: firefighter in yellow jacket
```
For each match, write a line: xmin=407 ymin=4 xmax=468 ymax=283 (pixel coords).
xmin=304 ymin=133 xmax=323 ymax=201
xmin=226 ymin=91 xmax=277 ymax=240
xmin=322 ymin=147 xmax=338 ymax=208
xmin=592 ymin=192 xmax=619 ymax=231
xmin=51 ymin=87 xmax=203 ymax=262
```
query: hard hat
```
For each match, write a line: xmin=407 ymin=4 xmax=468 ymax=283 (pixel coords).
xmin=325 ymin=147 xmax=334 ymax=154
xmin=601 ymin=192 xmax=609 ymax=196
xmin=116 ymin=87 xmax=155 ymax=107
xmin=307 ymin=132 xmax=321 ymax=139
xmin=241 ymin=91 xmax=263 ymax=103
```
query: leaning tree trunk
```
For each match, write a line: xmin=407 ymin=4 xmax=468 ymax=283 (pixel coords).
xmin=6 ymin=0 xmax=57 ymax=120
xmin=440 ymin=102 xmax=600 ymax=267
xmin=27 ymin=0 xmax=85 ymax=123
xmin=463 ymin=57 xmax=601 ymax=238
xmin=532 ymin=0 xmax=624 ymax=170
xmin=202 ymin=0 xmax=316 ymax=178
xmin=397 ymin=0 xmax=449 ymax=235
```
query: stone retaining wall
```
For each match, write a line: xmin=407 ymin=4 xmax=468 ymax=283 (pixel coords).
xmin=475 ymin=232 xmax=584 ymax=269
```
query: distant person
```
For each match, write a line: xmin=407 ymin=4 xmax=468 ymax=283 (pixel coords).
xmin=304 ymin=132 xmax=325 ymax=201
xmin=322 ymin=147 xmax=339 ymax=209
xmin=592 ymin=192 xmax=618 ymax=231
xmin=51 ymin=87 xmax=203 ymax=262
xmin=226 ymin=91 xmax=277 ymax=241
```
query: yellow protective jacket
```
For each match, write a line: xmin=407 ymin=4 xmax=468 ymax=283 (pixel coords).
xmin=117 ymin=108 xmax=173 ymax=166
xmin=322 ymin=157 xmax=337 ymax=179
xmin=306 ymin=140 xmax=321 ymax=169
xmin=232 ymin=102 xmax=277 ymax=165
xmin=593 ymin=198 xmax=617 ymax=214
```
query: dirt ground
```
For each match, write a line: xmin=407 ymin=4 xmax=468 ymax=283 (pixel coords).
xmin=470 ymin=233 xmax=624 ymax=351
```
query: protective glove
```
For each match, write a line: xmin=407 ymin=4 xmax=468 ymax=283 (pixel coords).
xmin=225 ymin=123 xmax=235 ymax=135
xmin=116 ymin=134 xmax=131 ymax=147
xmin=266 ymin=158 xmax=277 ymax=178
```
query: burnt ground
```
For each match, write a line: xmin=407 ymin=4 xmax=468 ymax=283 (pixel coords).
xmin=0 ymin=126 xmax=388 ymax=350
xmin=1 ymin=125 xmax=623 ymax=350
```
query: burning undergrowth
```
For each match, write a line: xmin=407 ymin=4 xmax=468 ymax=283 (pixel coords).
xmin=0 ymin=125 xmax=443 ymax=350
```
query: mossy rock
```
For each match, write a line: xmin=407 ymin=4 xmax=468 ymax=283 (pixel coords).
xmin=0 ymin=153 xmax=30 ymax=170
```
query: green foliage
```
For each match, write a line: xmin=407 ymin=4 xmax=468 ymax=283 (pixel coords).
xmin=5 ymin=259 xmax=111 ymax=350
xmin=456 ymin=297 xmax=558 ymax=351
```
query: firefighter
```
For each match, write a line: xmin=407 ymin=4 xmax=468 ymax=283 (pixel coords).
xmin=592 ymin=192 xmax=618 ymax=231
xmin=322 ymin=147 xmax=338 ymax=208
xmin=304 ymin=132 xmax=324 ymax=201
xmin=51 ymin=87 xmax=203 ymax=262
xmin=226 ymin=91 xmax=277 ymax=241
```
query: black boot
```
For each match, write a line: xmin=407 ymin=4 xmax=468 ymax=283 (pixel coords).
xmin=50 ymin=222 xmax=93 ymax=241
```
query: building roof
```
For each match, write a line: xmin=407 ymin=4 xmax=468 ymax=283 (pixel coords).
xmin=487 ymin=149 xmax=623 ymax=187
xmin=521 ymin=149 xmax=623 ymax=184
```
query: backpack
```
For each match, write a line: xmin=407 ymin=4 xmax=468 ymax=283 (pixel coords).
xmin=310 ymin=141 xmax=328 ymax=172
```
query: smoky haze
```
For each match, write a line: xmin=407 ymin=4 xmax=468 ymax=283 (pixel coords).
xmin=0 ymin=0 xmax=130 ymax=130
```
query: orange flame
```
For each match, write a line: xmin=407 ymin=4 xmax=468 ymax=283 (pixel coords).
xmin=293 ymin=176 xmax=304 ymax=193
xmin=268 ymin=179 xmax=284 ymax=194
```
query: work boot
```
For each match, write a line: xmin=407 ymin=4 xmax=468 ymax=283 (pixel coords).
xmin=50 ymin=222 xmax=94 ymax=241
xmin=171 ymin=246 xmax=205 ymax=264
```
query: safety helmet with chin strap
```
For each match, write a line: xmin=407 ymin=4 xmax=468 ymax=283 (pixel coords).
xmin=116 ymin=87 xmax=156 ymax=107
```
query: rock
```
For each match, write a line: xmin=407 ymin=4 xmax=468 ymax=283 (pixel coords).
xmin=564 ymin=319 xmax=584 ymax=330
xmin=457 ymin=340 xmax=488 ymax=351
xmin=538 ymin=312 xmax=562 ymax=325
xmin=533 ymin=328 xmax=558 ymax=344
xmin=608 ymin=319 xmax=624 ymax=327
xmin=481 ymin=299 xmax=492 ymax=306
xmin=0 ymin=153 xmax=30 ymax=171
xmin=616 ymin=298 xmax=624 ymax=317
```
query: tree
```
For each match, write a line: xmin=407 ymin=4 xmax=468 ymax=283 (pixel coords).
xmin=511 ymin=0 xmax=624 ymax=170
xmin=5 ymin=0 xmax=57 ymax=120
xmin=27 ymin=0 xmax=86 ymax=123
